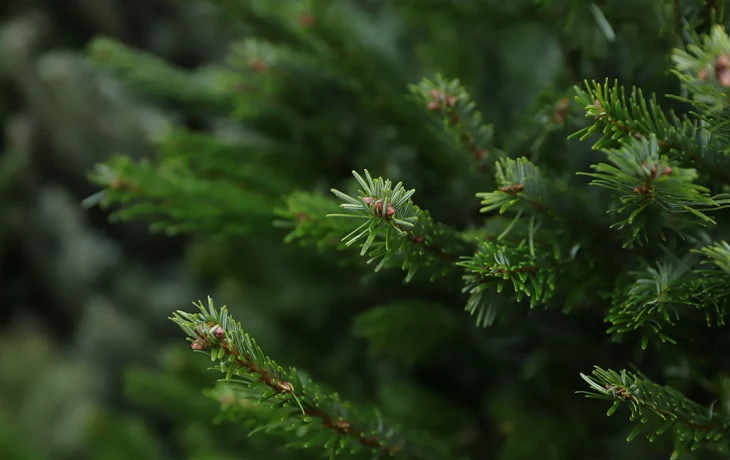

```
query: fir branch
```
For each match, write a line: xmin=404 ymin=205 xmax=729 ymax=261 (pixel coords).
xmin=157 ymin=129 xmax=292 ymax=194
xmin=409 ymin=75 xmax=497 ymax=167
xmin=86 ymin=156 xmax=277 ymax=236
xmin=88 ymin=37 xmax=237 ymax=110
xmin=273 ymin=191 xmax=351 ymax=252
xmin=477 ymin=157 xmax=547 ymax=215
xmin=695 ymin=240 xmax=730 ymax=274
xmin=571 ymin=78 xmax=730 ymax=184
xmin=580 ymin=367 xmax=730 ymax=455
xmin=579 ymin=135 xmax=727 ymax=246
xmin=458 ymin=239 xmax=571 ymax=312
xmin=274 ymin=191 xmax=431 ymax=274
xmin=329 ymin=170 xmax=470 ymax=281
xmin=607 ymin=247 xmax=730 ymax=348
xmin=606 ymin=260 xmax=694 ymax=348
xmin=224 ymin=37 xmax=331 ymax=120
xmin=670 ymin=24 xmax=730 ymax=145
xmin=691 ymin=241 xmax=730 ymax=325
xmin=477 ymin=156 xmax=621 ymax=244
xmin=672 ymin=24 xmax=730 ymax=114
xmin=171 ymin=298 xmax=455 ymax=460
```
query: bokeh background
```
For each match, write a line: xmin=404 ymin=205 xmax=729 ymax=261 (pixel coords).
xmin=0 ymin=2 xmax=225 ymax=458
xmin=0 ymin=1 xmax=703 ymax=459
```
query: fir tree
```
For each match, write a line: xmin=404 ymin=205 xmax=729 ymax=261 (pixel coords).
xmin=84 ymin=1 xmax=730 ymax=459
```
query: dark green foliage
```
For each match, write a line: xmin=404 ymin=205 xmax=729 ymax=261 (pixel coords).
xmin=74 ymin=1 xmax=730 ymax=460
xmin=572 ymin=78 xmax=730 ymax=185
xmin=274 ymin=191 xmax=349 ymax=253
xmin=459 ymin=239 xmax=562 ymax=310
xmin=581 ymin=367 xmax=730 ymax=458
xmin=607 ymin=259 xmax=696 ymax=347
xmin=352 ymin=301 xmax=458 ymax=366
xmin=672 ymin=24 xmax=730 ymax=142
xmin=605 ymin=240 xmax=730 ymax=349
xmin=88 ymin=37 xmax=236 ymax=111
xmin=477 ymin=157 xmax=547 ymax=215
xmin=408 ymin=75 xmax=499 ymax=170
xmin=605 ymin=243 xmax=729 ymax=345
xmin=86 ymin=414 xmax=166 ymax=460
xmin=329 ymin=170 xmax=469 ymax=281
xmin=87 ymin=154 xmax=276 ymax=236
xmin=172 ymin=298 xmax=456 ymax=460
xmin=581 ymin=135 xmax=724 ymax=246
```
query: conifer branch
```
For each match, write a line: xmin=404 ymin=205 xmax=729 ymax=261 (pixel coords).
xmin=273 ymin=191 xmax=351 ymax=252
xmin=580 ymin=367 xmax=730 ymax=454
xmin=691 ymin=241 xmax=730 ymax=323
xmin=477 ymin=156 xmax=621 ymax=244
xmin=458 ymin=239 xmax=572 ymax=312
xmin=86 ymin=154 xmax=278 ymax=236
xmin=579 ymin=135 xmax=728 ymax=246
xmin=274 ymin=191 xmax=454 ymax=275
xmin=695 ymin=240 xmax=730 ymax=274
xmin=670 ymin=23 xmax=730 ymax=156
xmin=409 ymin=75 xmax=497 ymax=168
xmin=477 ymin=157 xmax=547 ymax=215
xmin=607 ymin=247 xmax=730 ymax=348
xmin=672 ymin=25 xmax=730 ymax=116
xmin=466 ymin=156 xmax=616 ymax=320
xmin=223 ymin=37 xmax=334 ymax=120
xmin=172 ymin=298 xmax=455 ymax=460
xmin=606 ymin=260 xmax=692 ymax=348
xmin=328 ymin=170 xmax=469 ymax=281
xmin=572 ymin=79 xmax=730 ymax=184
xmin=88 ymin=37 xmax=236 ymax=110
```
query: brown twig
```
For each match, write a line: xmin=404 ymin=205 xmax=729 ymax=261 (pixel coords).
xmin=193 ymin=324 xmax=408 ymax=457
xmin=394 ymin=221 xmax=461 ymax=263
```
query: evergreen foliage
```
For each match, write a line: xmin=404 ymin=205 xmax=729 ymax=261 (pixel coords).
xmin=81 ymin=1 xmax=730 ymax=459
xmin=172 ymin=298 xmax=455 ymax=459
xmin=329 ymin=169 xmax=468 ymax=281
xmin=581 ymin=367 xmax=730 ymax=457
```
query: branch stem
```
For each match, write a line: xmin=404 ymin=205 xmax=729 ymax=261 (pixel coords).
xmin=197 ymin=327 xmax=408 ymax=457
